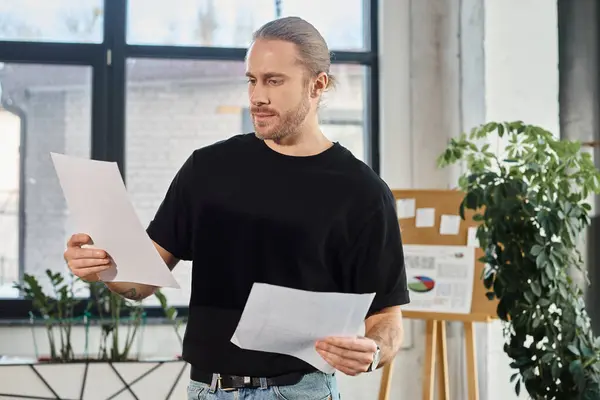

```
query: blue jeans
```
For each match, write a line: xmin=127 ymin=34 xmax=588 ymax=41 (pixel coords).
xmin=187 ymin=371 xmax=340 ymax=400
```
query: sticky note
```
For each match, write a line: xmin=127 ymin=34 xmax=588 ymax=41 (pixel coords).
xmin=415 ymin=208 xmax=435 ymax=227
xmin=467 ymin=227 xmax=480 ymax=247
xmin=396 ymin=198 xmax=416 ymax=219
xmin=440 ymin=215 xmax=461 ymax=235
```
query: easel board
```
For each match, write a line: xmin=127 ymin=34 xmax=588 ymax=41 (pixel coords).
xmin=393 ymin=189 xmax=497 ymax=321
xmin=377 ymin=189 xmax=498 ymax=400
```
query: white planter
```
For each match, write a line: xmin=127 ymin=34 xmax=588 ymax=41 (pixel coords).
xmin=0 ymin=359 xmax=189 ymax=400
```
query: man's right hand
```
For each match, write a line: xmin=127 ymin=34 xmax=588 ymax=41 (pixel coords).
xmin=64 ymin=233 xmax=112 ymax=282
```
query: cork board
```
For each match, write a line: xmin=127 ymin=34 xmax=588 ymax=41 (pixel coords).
xmin=393 ymin=189 xmax=498 ymax=323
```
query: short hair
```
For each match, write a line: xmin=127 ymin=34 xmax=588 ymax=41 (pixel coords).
xmin=252 ymin=16 xmax=336 ymax=89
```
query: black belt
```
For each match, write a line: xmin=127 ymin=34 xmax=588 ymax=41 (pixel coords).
xmin=190 ymin=367 xmax=304 ymax=390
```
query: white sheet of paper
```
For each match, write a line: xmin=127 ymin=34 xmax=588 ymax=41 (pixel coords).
xmin=50 ymin=153 xmax=180 ymax=288
xmin=467 ymin=227 xmax=480 ymax=247
xmin=231 ymin=283 xmax=375 ymax=373
xmin=415 ymin=208 xmax=435 ymax=227
xmin=440 ymin=215 xmax=461 ymax=235
xmin=402 ymin=245 xmax=475 ymax=314
xmin=396 ymin=198 xmax=416 ymax=219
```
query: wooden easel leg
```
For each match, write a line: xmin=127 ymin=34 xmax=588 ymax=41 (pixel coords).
xmin=436 ymin=321 xmax=450 ymax=400
xmin=422 ymin=320 xmax=438 ymax=400
xmin=464 ymin=322 xmax=479 ymax=400
xmin=378 ymin=362 xmax=394 ymax=400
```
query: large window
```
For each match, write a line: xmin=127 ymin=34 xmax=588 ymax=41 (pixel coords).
xmin=126 ymin=0 xmax=365 ymax=50
xmin=0 ymin=0 xmax=379 ymax=316
xmin=0 ymin=64 xmax=93 ymax=299
xmin=0 ymin=0 xmax=104 ymax=43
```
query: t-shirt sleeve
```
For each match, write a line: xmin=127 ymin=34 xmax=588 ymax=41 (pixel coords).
xmin=146 ymin=154 xmax=194 ymax=261
xmin=342 ymin=192 xmax=410 ymax=316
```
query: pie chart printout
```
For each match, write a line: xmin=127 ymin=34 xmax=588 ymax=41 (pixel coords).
xmin=408 ymin=275 xmax=435 ymax=293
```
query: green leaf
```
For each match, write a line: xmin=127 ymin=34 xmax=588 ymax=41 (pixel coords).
xmin=465 ymin=191 xmax=479 ymax=210
xmin=570 ymin=359 xmax=584 ymax=379
xmin=524 ymin=291 xmax=535 ymax=305
xmin=580 ymin=343 xmax=594 ymax=358
xmin=530 ymin=244 xmax=543 ymax=256
xmin=541 ymin=271 xmax=549 ymax=287
xmin=498 ymin=124 xmax=505 ymax=137
xmin=541 ymin=352 xmax=554 ymax=363
xmin=531 ymin=281 xmax=542 ymax=297
xmin=546 ymin=263 xmax=556 ymax=280
xmin=559 ymin=283 xmax=568 ymax=299
xmin=493 ymin=277 xmax=505 ymax=297
xmin=568 ymin=344 xmax=581 ymax=356
xmin=538 ymin=298 xmax=551 ymax=307
xmin=497 ymin=299 xmax=509 ymax=321
xmin=473 ymin=214 xmax=484 ymax=222
xmin=536 ymin=252 xmax=548 ymax=269
xmin=483 ymin=273 xmax=495 ymax=290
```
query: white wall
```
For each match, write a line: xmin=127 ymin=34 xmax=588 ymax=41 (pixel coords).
xmin=378 ymin=0 xmax=559 ymax=400
xmin=0 ymin=0 xmax=560 ymax=399
xmin=483 ymin=1 xmax=559 ymax=400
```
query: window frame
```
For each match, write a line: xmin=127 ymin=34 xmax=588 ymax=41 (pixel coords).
xmin=0 ymin=0 xmax=380 ymax=320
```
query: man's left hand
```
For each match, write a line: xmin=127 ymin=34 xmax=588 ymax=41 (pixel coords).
xmin=315 ymin=336 xmax=378 ymax=376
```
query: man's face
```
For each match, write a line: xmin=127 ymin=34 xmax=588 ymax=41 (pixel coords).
xmin=245 ymin=39 xmax=315 ymax=141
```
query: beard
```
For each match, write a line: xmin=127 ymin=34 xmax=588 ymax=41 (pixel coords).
xmin=253 ymin=97 xmax=310 ymax=141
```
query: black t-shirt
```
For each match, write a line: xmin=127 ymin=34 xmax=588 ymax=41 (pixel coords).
xmin=146 ymin=133 xmax=409 ymax=377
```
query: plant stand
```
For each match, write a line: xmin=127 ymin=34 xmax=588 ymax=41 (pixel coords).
xmin=0 ymin=359 xmax=188 ymax=400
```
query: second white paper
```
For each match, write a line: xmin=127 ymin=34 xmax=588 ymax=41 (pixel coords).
xmin=415 ymin=208 xmax=435 ymax=227
xmin=231 ymin=283 xmax=375 ymax=373
xmin=51 ymin=153 xmax=180 ymax=289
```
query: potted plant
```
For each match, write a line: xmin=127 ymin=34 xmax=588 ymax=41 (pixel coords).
xmin=4 ymin=270 xmax=188 ymax=398
xmin=14 ymin=270 xmax=182 ymax=363
xmin=437 ymin=121 xmax=600 ymax=399
xmin=87 ymin=281 xmax=147 ymax=362
xmin=13 ymin=269 xmax=84 ymax=362
xmin=154 ymin=289 xmax=184 ymax=348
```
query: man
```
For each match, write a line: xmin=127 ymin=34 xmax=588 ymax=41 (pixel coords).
xmin=64 ymin=16 xmax=409 ymax=399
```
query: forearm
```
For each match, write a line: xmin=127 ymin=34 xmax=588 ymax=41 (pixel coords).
xmin=365 ymin=311 xmax=404 ymax=366
xmin=104 ymin=281 xmax=157 ymax=301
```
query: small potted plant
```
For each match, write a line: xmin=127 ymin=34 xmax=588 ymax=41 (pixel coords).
xmin=15 ymin=270 xmax=182 ymax=363
xmin=14 ymin=269 xmax=83 ymax=362
xmin=87 ymin=281 xmax=147 ymax=361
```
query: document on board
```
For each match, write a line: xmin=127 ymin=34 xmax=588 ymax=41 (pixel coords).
xmin=402 ymin=245 xmax=474 ymax=314
xmin=415 ymin=208 xmax=435 ymax=227
xmin=467 ymin=227 xmax=480 ymax=247
xmin=231 ymin=283 xmax=376 ymax=373
xmin=396 ymin=198 xmax=416 ymax=219
xmin=439 ymin=215 xmax=461 ymax=235
xmin=50 ymin=153 xmax=180 ymax=288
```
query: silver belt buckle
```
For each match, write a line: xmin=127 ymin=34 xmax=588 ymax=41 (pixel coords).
xmin=218 ymin=375 xmax=253 ymax=391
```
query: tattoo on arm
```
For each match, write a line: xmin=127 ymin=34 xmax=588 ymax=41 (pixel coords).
xmin=116 ymin=287 xmax=145 ymax=301
xmin=366 ymin=317 xmax=403 ymax=363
